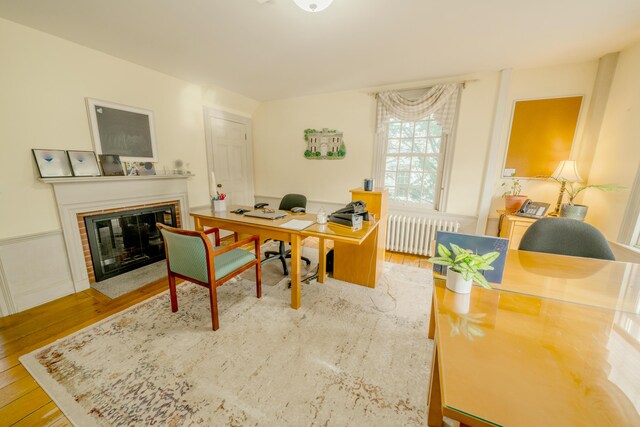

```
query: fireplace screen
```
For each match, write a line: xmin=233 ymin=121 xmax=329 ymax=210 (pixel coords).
xmin=85 ymin=205 xmax=176 ymax=282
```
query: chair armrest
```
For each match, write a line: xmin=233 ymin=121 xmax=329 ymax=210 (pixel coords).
xmin=203 ymin=227 xmax=221 ymax=246
xmin=212 ymin=235 xmax=259 ymax=257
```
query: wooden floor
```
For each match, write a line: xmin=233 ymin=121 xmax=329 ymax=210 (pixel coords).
xmin=0 ymin=244 xmax=429 ymax=426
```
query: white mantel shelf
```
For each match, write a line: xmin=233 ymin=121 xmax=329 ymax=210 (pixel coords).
xmin=40 ymin=174 xmax=194 ymax=184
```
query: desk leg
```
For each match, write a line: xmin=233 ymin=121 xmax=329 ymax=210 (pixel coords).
xmin=194 ymin=218 xmax=203 ymax=232
xmin=427 ymin=340 xmax=443 ymax=427
xmin=290 ymin=234 xmax=301 ymax=309
xmin=318 ymin=237 xmax=327 ymax=284
xmin=428 ymin=292 xmax=435 ymax=340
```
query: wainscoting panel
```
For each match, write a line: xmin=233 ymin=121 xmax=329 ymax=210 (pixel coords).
xmin=0 ymin=231 xmax=74 ymax=315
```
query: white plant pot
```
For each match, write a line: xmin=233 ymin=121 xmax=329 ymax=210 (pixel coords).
xmin=446 ymin=268 xmax=473 ymax=294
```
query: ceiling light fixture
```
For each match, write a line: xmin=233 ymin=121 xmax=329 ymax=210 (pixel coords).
xmin=294 ymin=0 xmax=333 ymax=13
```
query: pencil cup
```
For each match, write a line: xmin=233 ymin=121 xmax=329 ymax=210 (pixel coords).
xmin=212 ymin=199 xmax=227 ymax=212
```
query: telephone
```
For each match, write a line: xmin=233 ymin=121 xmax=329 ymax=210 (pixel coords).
xmin=254 ymin=202 xmax=269 ymax=209
xmin=515 ymin=199 xmax=550 ymax=218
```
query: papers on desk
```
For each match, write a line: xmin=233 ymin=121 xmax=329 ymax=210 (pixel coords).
xmin=279 ymin=219 xmax=314 ymax=230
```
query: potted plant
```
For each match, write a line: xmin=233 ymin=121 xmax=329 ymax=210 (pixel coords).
xmin=558 ymin=182 xmax=623 ymax=221
xmin=429 ymin=243 xmax=500 ymax=294
xmin=501 ymin=178 xmax=527 ymax=212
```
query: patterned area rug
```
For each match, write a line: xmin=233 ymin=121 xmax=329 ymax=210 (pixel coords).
xmin=20 ymin=263 xmax=433 ymax=426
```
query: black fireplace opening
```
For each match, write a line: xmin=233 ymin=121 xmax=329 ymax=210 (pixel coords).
xmin=85 ymin=205 xmax=177 ymax=282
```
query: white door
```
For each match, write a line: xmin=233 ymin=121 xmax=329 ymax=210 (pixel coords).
xmin=206 ymin=112 xmax=255 ymax=207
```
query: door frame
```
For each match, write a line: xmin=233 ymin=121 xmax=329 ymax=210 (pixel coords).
xmin=203 ymin=108 xmax=256 ymax=205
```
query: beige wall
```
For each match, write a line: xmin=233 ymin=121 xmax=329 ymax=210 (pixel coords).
xmin=583 ymin=40 xmax=640 ymax=240
xmin=253 ymin=72 xmax=500 ymax=216
xmin=487 ymin=61 xmax=599 ymax=218
xmin=0 ymin=18 xmax=258 ymax=239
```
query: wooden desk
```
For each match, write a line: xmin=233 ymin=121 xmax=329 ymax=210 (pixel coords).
xmin=427 ymin=252 xmax=640 ymax=427
xmin=332 ymin=188 xmax=388 ymax=288
xmin=190 ymin=206 xmax=380 ymax=309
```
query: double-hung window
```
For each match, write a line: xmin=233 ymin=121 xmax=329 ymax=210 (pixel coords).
xmin=374 ymin=84 xmax=460 ymax=211
xmin=383 ymin=114 xmax=445 ymax=208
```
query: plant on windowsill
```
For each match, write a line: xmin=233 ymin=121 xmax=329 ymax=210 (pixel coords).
xmin=429 ymin=243 xmax=500 ymax=294
xmin=501 ymin=178 xmax=528 ymax=212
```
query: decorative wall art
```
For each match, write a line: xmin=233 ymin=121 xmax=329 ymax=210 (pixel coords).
xmin=32 ymin=149 xmax=73 ymax=178
xmin=503 ymin=96 xmax=583 ymax=178
xmin=303 ymin=128 xmax=346 ymax=160
xmin=67 ymin=150 xmax=101 ymax=177
xmin=124 ymin=161 xmax=156 ymax=176
xmin=86 ymin=98 xmax=158 ymax=162
xmin=98 ymin=154 xmax=125 ymax=176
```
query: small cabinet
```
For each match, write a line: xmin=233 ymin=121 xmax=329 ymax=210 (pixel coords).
xmin=499 ymin=214 xmax=538 ymax=250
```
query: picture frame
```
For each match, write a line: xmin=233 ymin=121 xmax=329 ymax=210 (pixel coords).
xmin=32 ymin=149 xmax=73 ymax=178
xmin=98 ymin=154 xmax=125 ymax=176
xmin=86 ymin=98 xmax=158 ymax=162
xmin=502 ymin=95 xmax=583 ymax=178
xmin=67 ymin=150 xmax=101 ymax=177
xmin=124 ymin=161 xmax=156 ymax=176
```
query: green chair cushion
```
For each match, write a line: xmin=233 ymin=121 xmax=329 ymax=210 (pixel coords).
xmin=213 ymin=246 xmax=256 ymax=281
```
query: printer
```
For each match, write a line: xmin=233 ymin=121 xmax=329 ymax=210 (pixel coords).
xmin=329 ymin=200 xmax=368 ymax=231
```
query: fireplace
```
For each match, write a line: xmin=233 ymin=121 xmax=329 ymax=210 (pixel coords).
xmin=80 ymin=202 xmax=179 ymax=283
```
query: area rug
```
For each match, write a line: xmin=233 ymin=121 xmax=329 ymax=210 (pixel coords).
xmin=20 ymin=263 xmax=433 ymax=426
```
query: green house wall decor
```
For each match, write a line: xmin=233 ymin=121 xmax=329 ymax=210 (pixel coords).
xmin=303 ymin=128 xmax=346 ymax=160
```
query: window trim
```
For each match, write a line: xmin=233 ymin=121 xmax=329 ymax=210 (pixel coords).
xmin=618 ymin=164 xmax=640 ymax=246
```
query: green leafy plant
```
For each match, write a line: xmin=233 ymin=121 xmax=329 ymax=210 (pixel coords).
xmin=501 ymin=178 xmax=522 ymax=198
xmin=304 ymin=150 xmax=312 ymax=158
xmin=429 ymin=243 xmax=500 ymax=289
xmin=557 ymin=181 xmax=624 ymax=206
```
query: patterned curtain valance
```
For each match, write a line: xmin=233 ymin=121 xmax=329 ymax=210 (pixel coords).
xmin=375 ymin=83 xmax=460 ymax=134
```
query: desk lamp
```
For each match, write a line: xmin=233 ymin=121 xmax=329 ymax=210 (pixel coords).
xmin=550 ymin=160 xmax=583 ymax=216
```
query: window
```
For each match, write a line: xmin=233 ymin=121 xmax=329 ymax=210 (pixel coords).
xmin=373 ymin=84 xmax=460 ymax=211
xmin=382 ymin=114 xmax=446 ymax=208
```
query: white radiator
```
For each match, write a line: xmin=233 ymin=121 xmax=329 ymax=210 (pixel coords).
xmin=386 ymin=214 xmax=460 ymax=256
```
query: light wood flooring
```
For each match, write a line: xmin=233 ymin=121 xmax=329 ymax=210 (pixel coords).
xmin=0 ymin=242 xmax=429 ymax=426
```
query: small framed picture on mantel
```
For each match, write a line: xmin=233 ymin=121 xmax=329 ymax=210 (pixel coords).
xmin=32 ymin=149 xmax=73 ymax=178
xmin=67 ymin=150 xmax=101 ymax=177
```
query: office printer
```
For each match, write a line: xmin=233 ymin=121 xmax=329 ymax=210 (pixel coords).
xmin=329 ymin=200 xmax=369 ymax=230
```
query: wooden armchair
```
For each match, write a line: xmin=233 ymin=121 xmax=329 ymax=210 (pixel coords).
xmin=157 ymin=223 xmax=262 ymax=331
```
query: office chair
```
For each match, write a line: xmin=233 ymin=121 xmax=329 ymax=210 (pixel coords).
xmin=262 ymin=193 xmax=312 ymax=275
xmin=157 ymin=223 xmax=262 ymax=331
xmin=518 ymin=218 xmax=615 ymax=261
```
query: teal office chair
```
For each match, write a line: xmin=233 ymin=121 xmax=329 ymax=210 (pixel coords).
xmin=518 ymin=218 xmax=615 ymax=261
xmin=157 ymin=223 xmax=262 ymax=331
xmin=262 ymin=193 xmax=311 ymax=275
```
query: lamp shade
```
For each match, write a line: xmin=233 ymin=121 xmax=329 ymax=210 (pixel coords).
xmin=551 ymin=160 xmax=583 ymax=183
xmin=294 ymin=0 xmax=333 ymax=12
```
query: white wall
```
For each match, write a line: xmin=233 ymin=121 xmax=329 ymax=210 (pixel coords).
xmin=0 ymin=17 xmax=258 ymax=240
xmin=486 ymin=61 xmax=599 ymax=221
xmin=583 ymin=40 xmax=640 ymax=240
xmin=0 ymin=18 xmax=259 ymax=314
xmin=253 ymin=72 xmax=500 ymax=217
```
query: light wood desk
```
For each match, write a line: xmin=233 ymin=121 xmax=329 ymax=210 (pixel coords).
xmin=427 ymin=252 xmax=640 ymax=427
xmin=190 ymin=206 xmax=380 ymax=309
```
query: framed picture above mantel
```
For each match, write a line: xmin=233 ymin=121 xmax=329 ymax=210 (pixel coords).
xmin=86 ymin=98 xmax=158 ymax=162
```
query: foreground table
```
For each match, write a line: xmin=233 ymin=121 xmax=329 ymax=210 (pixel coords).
xmin=428 ymin=277 xmax=640 ymax=427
